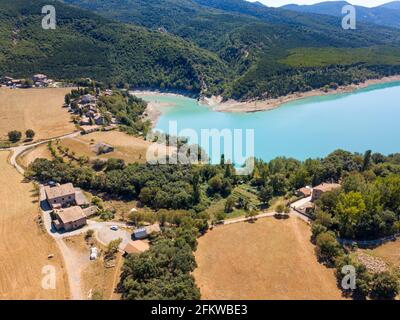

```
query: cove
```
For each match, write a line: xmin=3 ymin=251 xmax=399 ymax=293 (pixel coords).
xmin=141 ymin=81 xmax=400 ymax=163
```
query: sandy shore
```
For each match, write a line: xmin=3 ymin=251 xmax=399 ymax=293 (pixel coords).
xmin=132 ymin=75 xmax=400 ymax=124
xmin=211 ymin=75 xmax=400 ymax=113
xmin=131 ymin=91 xmax=181 ymax=126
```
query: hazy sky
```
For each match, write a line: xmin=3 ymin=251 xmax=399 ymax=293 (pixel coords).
xmin=248 ymin=0 xmax=395 ymax=7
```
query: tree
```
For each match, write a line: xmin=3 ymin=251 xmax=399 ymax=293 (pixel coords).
xmin=258 ymin=185 xmax=273 ymax=205
xmin=315 ymin=231 xmax=342 ymax=264
xmin=105 ymin=238 xmax=122 ymax=261
xmin=25 ymin=129 xmax=35 ymax=140
xmin=246 ymin=209 xmax=258 ymax=221
xmin=276 ymin=204 xmax=285 ymax=214
xmin=362 ymin=150 xmax=372 ymax=171
xmin=8 ymin=130 xmax=22 ymax=143
xmin=224 ymin=196 xmax=235 ymax=213
xmin=91 ymin=196 xmax=103 ymax=209
xmin=335 ymin=192 xmax=366 ymax=238
xmin=370 ymin=272 xmax=399 ymax=300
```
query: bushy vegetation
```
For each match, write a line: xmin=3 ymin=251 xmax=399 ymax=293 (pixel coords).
xmin=119 ymin=217 xmax=203 ymax=300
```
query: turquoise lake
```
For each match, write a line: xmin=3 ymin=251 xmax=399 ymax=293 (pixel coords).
xmin=140 ymin=81 xmax=400 ymax=163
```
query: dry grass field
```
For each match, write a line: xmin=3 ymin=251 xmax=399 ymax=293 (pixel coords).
xmin=0 ymin=88 xmax=76 ymax=141
xmin=19 ymin=143 xmax=53 ymax=168
xmin=60 ymin=130 xmax=172 ymax=164
xmin=193 ymin=217 xmax=344 ymax=300
xmin=0 ymin=152 xmax=69 ymax=299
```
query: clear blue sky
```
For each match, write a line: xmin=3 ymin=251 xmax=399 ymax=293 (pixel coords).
xmin=248 ymin=0 xmax=395 ymax=7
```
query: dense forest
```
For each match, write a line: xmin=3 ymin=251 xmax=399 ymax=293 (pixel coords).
xmin=0 ymin=0 xmax=229 ymax=96
xmin=63 ymin=0 xmax=400 ymax=100
xmin=2 ymin=0 xmax=400 ymax=100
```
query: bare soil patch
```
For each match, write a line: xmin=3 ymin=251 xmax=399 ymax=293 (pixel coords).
xmin=0 ymin=88 xmax=76 ymax=141
xmin=0 ymin=152 xmax=69 ymax=299
xmin=193 ymin=217 xmax=344 ymax=300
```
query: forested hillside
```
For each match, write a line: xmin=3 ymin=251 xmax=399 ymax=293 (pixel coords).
xmin=63 ymin=0 xmax=400 ymax=100
xmin=283 ymin=1 xmax=400 ymax=29
xmin=2 ymin=0 xmax=400 ymax=100
xmin=0 ymin=0 xmax=229 ymax=95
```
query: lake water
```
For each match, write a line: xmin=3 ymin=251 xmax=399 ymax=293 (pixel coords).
xmin=140 ymin=81 xmax=400 ymax=163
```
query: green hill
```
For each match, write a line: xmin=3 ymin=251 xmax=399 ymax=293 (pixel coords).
xmin=0 ymin=0 xmax=230 ymax=95
xmin=63 ymin=0 xmax=400 ymax=100
xmin=2 ymin=0 xmax=400 ymax=100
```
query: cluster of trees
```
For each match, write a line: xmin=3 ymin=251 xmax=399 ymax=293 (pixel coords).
xmin=119 ymin=216 xmax=204 ymax=300
xmin=314 ymin=174 xmax=400 ymax=240
xmin=7 ymin=129 xmax=35 ymax=143
xmin=26 ymin=156 xmax=237 ymax=211
xmin=98 ymin=91 xmax=150 ymax=136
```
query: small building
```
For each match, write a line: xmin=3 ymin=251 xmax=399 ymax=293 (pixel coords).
xmin=53 ymin=206 xmax=87 ymax=231
xmin=133 ymin=228 xmax=148 ymax=240
xmin=79 ymin=116 xmax=91 ymax=125
xmin=33 ymin=74 xmax=48 ymax=82
xmin=45 ymin=183 xmax=76 ymax=209
xmin=1 ymin=76 xmax=14 ymax=85
xmin=296 ymin=186 xmax=312 ymax=198
xmin=83 ymin=206 xmax=100 ymax=218
xmin=312 ymin=183 xmax=341 ymax=201
xmin=94 ymin=115 xmax=107 ymax=125
xmin=75 ymin=190 xmax=89 ymax=207
xmin=133 ymin=224 xmax=161 ymax=240
xmin=81 ymin=94 xmax=97 ymax=104
xmin=81 ymin=125 xmax=101 ymax=134
xmin=123 ymin=241 xmax=150 ymax=255
xmin=93 ymin=142 xmax=114 ymax=155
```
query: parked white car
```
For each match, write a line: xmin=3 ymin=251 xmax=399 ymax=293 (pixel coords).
xmin=110 ymin=225 xmax=119 ymax=231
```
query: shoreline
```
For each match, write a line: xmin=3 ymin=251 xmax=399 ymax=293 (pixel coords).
xmin=132 ymin=75 xmax=400 ymax=125
xmin=210 ymin=75 xmax=400 ymax=113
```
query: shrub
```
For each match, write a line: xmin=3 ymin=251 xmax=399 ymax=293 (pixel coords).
xmin=315 ymin=231 xmax=342 ymax=265
xmin=370 ymin=272 xmax=399 ymax=300
xmin=8 ymin=130 xmax=22 ymax=143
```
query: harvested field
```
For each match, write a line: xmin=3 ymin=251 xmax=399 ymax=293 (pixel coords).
xmin=193 ymin=217 xmax=344 ymax=300
xmin=0 ymin=88 xmax=75 ymax=141
xmin=59 ymin=130 xmax=172 ymax=164
xmin=0 ymin=151 xmax=69 ymax=299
